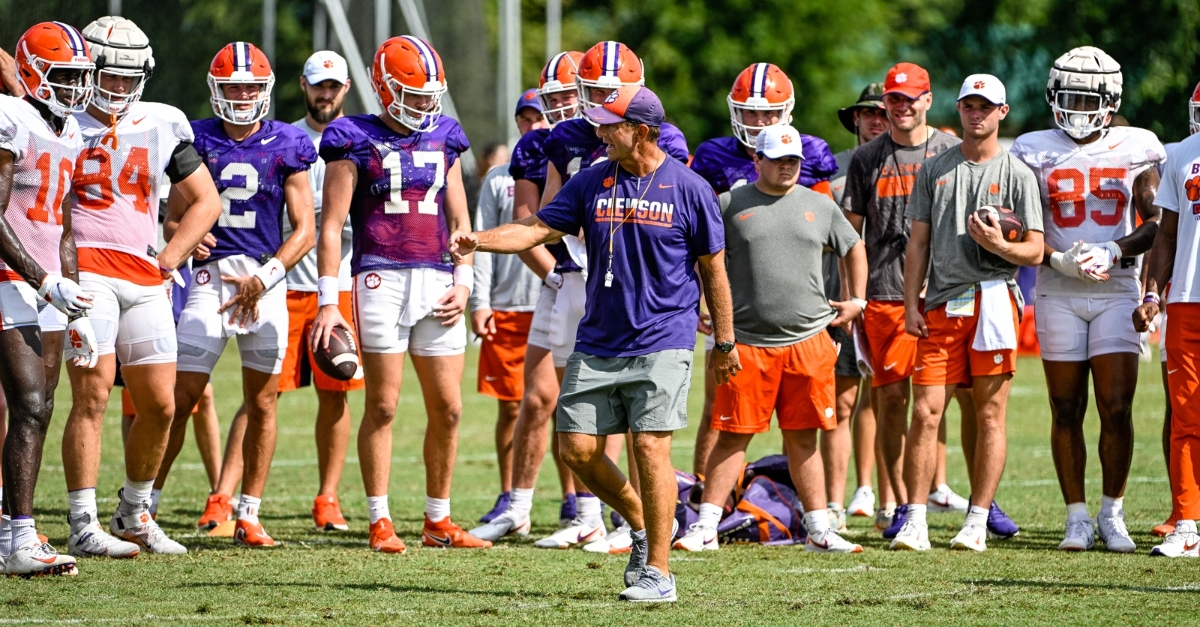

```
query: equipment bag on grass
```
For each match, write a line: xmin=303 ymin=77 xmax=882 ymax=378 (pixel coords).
xmin=717 ymin=475 xmax=807 ymax=546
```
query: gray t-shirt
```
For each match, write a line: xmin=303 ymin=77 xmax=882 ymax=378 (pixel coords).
xmin=721 ymin=184 xmax=861 ymax=346
xmin=825 ymin=147 xmax=857 ymax=301
xmin=905 ymin=147 xmax=1044 ymax=309
xmin=841 ymin=130 xmax=961 ymax=301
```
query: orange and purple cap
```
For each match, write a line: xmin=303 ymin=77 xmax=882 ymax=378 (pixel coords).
xmin=583 ymin=85 xmax=664 ymax=127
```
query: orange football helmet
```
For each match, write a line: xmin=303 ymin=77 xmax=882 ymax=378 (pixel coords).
xmin=1190 ymin=80 xmax=1200 ymax=135
xmin=373 ymin=36 xmax=447 ymax=132
xmin=576 ymin=41 xmax=643 ymax=109
xmin=16 ymin=21 xmax=94 ymax=118
xmin=728 ymin=63 xmax=795 ymax=148
xmin=207 ymin=42 xmax=274 ymax=125
xmin=538 ymin=51 xmax=582 ymax=127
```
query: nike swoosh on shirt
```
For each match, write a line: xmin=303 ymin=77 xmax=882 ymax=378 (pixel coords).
xmin=658 ymin=183 xmax=674 ymax=189
xmin=260 ymin=136 xmax=278 ymax=145
xmin=1168 ymin=369 xmax=1180 ymax=375
xmin=131 ymin=116 xmax=147 ymax=125
xmin=1108 ymin=140 xmax=1125 ymax=150
xmin=739 ymin=213 xmax=755 ymax=221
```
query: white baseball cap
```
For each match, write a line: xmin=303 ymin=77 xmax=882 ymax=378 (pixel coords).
xmin=754 ymin=124 xmax=805 ymax=160
xmin=303 ymin=50 xmax=349 ymax=85
xmin=957 ymin=74 xmax=1006 ymax=105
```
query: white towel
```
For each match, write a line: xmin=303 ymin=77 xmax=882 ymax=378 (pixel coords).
xmin=971 ymin=279 xmax=1018 ymax=352
xmin=564 ymin=234 xmax=588 ymax=270
xmin=216 ymin=256 xmax=257 ymax=335
xmin=852 ymin=321 xmax=874 ymax=377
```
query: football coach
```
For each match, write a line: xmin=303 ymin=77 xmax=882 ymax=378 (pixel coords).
xmin=450 ymin=85 xmax=740 ymax=603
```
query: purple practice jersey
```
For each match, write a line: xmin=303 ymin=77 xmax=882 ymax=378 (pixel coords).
xmin=545 ymin=118 xmax=690 ymax=184
xmin=192 ymin=118 xmax=316 ymax=263
xmin=690 ymin=135 xmax=837 ymax=194
xmin=509 ymin=128 xmax=550 ymax=194
xmin=537 ymin=157 xmax=724 ymax=358
xmin=320 ymin=114 xmax=470 ymax=275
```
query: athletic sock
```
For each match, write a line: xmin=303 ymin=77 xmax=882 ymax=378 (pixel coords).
xmin=510 ymin=488 xmax=534 ymax=519
xmin=10 ymin=516 xmax=37 ymax=550
xmin=0 ymin=515 xmax=11 ymax=556
xmin=965 ymin=505 xmax=988 ymax=527
xmin=908 ymin=504 xmax=928 ymax=527
xmin=150 ymin=489 xmax=162 ymax=514
xmin=237 ymin=495 xmax=262 ymax=524
xmin=697 ymin=503 xmax=722 ymax=529
xmin=804 ymin=509 xmax=830 ymax=537
xmin=1100 ymin=495 xmax=1123 ymax=519
xmin=882 ymin=502 xmax=897 ymax=516
xmin=1066 ymin=501 xmax=1090 ymax=521
xmin=425 ymin=496 xmax=450 ymax=523
xmin=366 ymin=495 xmax=389 ymax=524
xmin=577 ymin=493 xmax=602 ymax=527
xmin=68 ymin=487 xmax=98 ymax=531
xmin=118 ymin=478 xmax=155 ymax=516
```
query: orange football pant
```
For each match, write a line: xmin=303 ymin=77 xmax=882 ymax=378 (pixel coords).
xmin=1165 ymin=303 xmax=1200 ymax=520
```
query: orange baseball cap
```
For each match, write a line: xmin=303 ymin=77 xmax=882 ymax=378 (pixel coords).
xmin=883 ymin=62 xmax=931 ymax=100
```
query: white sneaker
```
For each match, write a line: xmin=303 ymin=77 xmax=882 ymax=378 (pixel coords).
xmin=928 ymin=485 xmax=970 ymax=513
xmin=827 ymin=505 xmax=848 ymax=532
xmin=533 ymin=517 xmax=605 ymax=549
xmin=1150 ymin=520 xmax=1200 ymax=558
xmin=110 ymin=510 xmax=188 ymax=555
xmin=888 ymin=521 xmax=930 ymax=551
xmin=847 ymin=486 xmax=875 ymax=518
xmin=672 ymin=523 xmax=718 ymax=552
xmin=805 ymin=528 xmax=863 ymax=553
xmin=950 ymin=523 xmax=988 ymax=552
xmin=68 ymin=521 xmax=140 ymax=558
xmin=1057 ymin=516 xmax=1095 ymax=551
xmin=5 ymin=541 xmax=77 ymax=578
xmin=1097 ymin=512 xmax=1136 ymax=553
xmin=468 ymin=511 xmax=531 ymax=542
xmin=584 ymin=523 xmax=632 ymax=554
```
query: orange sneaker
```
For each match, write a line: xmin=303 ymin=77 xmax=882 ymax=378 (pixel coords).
xmin=233 ymin=519 xmax=276 ymax=548
xmin=422 ymin=515 xmax=492 ymax=549
xmin=36 ymin=534 xmax=48 ymax=544
xmin=197 ymin=494 xmax=232 ymax=530
xmin=1153 ymin=520 xmax=1177 ymax=537
xmin=369 ymin=519 xmax=407 ymax=554
xmin=313 ymin=495 xmax=349 ymax=531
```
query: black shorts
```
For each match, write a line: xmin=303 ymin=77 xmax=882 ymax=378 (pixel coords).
xmin=828 ymin=325 xmax=861 ymax=379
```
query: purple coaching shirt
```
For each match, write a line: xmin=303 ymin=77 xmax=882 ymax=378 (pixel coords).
xmin=537 ymin=156 xmax=724 ymax=357
xmin=320 ymin=114 xmax=470 ymax=275
xmin=690 ymin=134 xmax=837 ymax=194
xmin=192 ymin=118 xmax=316 ymax=263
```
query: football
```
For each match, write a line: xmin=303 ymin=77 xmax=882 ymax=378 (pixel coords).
xmin=975 ymin=205 xmax=1025 ymax=242
xmin=313 ymin=326 xmax=362 ymax=381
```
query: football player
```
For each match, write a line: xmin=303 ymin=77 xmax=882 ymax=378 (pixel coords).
xmin=61 ymin=16 xmax=221 ymax=559
xmin=1011 ymin=47 xmax=1164 ymax=552
xmin=311 ymin=35 xmax=489 ymax=553
xmin=0 ymin=21 xmax=100 ymax=577
xmin=154 ymin=42 xmax=316 ymax=547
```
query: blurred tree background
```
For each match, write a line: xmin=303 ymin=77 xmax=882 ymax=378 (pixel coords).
xmin=2 ymin=0 xmax=1198 ymax=153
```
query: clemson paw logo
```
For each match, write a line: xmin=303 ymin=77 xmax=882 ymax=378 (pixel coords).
xmin=69 ymin=330 xmax=83 ymax=348
xmin=323 ymin=59 xmax=335 ymax=69
xmin=974 ymin=80 xmax=986 ymax=89
xmin=524 ymin=91 xmax=536 ymax=101
xmin=780 ymin=133 xmax=794 ymax=144
xmin=804 ymin=211 xmax=815 ymax=222
xmin=604 ymin=90 xmax=621 ymax=104
xmin=365 ymin=273 xmax=382 ymax=289
xmin=1186 ymin=176 xmax=1200 ymax=202
xmin=195 ymin=270 xmax=211 ymax=285
xmin=895 ymin=72 xmax=908 ymax=84
xmin=603 ymin=176 xmax=615 ymax=188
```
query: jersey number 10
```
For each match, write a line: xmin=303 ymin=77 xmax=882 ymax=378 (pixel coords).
xmin=1047 ymin=167 xmax=1128 ymax=228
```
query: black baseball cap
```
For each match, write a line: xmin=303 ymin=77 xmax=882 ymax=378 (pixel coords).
xmin=837 ymin=82 xmax=885 ymax=134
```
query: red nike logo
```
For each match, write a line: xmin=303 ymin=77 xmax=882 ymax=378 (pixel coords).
xmin=658 ymin=183 xmax=674 ymax=189
xmin=1185 ymin=540 xmax=1198 ymax=552
xmin=1108 ymin=140 xmax=1124 ymax=150
xmin=31 ymin=556 xmax=57 ymax=564
xmin=739 ymin=212 xmax=754 ymax=220
xmin=131 ymin=116 xmax=147 ymax=125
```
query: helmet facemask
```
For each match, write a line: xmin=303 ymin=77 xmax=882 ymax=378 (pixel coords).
xmin=728 ymin=95 xmax=794 ymax=149
xmin=538 ymin=85 xmax=578 ymax=127
xmin=208 ymin=74 xmax=274 ymax=125
xmin=379 ymin=75 xmax=444 ymax=132
xmin=1051 ymin=90 xmax=1113 ymax=139
xmin=1190 ymin=99 xmax=1200 ymax=136
xmin=24 ymin=55 xmax=93 ymax=118
xmin=92 ymin=66 xmax=147 ymax=117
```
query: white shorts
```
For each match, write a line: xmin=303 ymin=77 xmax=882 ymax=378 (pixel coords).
xmin=353 ymin=267 xmax=466 ymax=356
xmin=175 ymin=256 xmax=288 ymax=375
xmin=0 ymin=280 xmax=65 ymax=331
xmin=1035 ymin=294 xmax=1140 ymax=361
xmin=526 ymin=271 xmax=585 ymax=368
xmin=81 ymin=272 xmax=176 ymax=365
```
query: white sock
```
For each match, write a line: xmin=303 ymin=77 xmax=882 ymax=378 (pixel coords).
xmin=367 ymin=495 xmax=390 ymax=524
xmin=828 ymin=500 xmax=843 ymax=510
xmin=908 ymin=503 xmax=928 ymax=527
xmin=804 ymin=509 xmax=830 ymax=536
xmin=150 ymin=489 xmax=162 ymax=514
xmin=10 ymin=517 xmax=37 ymax=550
xmin=577 ymin=493 xmax=602 ymax=527
xmin=0 ymin=515 xmax=10 ymax=556
xmin=697 ymin=503 xmax=722 ymax=529
xmin=68 ymin=488 xmax=98 ymax=530
xmin=1100 ymin=495 xmax=1123 ymax=518
xmin=237 ymin=495 xmax=262 ymax=523
xmin=510 ymin=488 xmax=534 ymax=518
xmin=119 ymin=478 xmax=155 ymax=515
xmin=965 ymin=505 xmax=988 ymax=527
xmin=1066 ymin=501 xmax=1090 ymax=521
xmin=425 ymin=496 xmax=450 ymax=523
xmin=934 ymin=483 xmax=951 ymax=495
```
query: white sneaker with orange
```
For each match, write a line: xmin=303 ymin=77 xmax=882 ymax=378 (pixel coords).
xmin=950 ymin=523 xmax=988 ymax=552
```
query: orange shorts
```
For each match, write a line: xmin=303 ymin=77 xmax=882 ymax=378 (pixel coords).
xmin=478 ymin=310 xmax=533 ymax=401
xmin=279 ymin=290 xmax=365 ymax=393
xmin=913 ymin=290 xmax=1018 ymax=387
xmin=712 ymin=332 xmax=838 ymax=434
xmin=863 ymin=300 xmax=918 ymax=387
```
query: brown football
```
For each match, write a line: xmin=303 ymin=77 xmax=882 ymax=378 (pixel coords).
xmin=313 ymin=326 xmax=361 ymax=381
xmin=976 ymin=205 xmax=1025 ymax=242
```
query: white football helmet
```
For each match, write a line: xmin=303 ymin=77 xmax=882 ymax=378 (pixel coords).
xmin=1189 ymin=81 xmax=1200 ymax=136
xmin=1046 ymin=46 xmax=1122 ymax=139
xmin=82 ymin=16 xmax=154 ymax=117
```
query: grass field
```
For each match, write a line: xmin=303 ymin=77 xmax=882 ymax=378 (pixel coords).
xmin=1 ymin=343 xmax=1188 ymax=625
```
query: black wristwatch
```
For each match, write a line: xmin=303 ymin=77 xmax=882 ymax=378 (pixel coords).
xmin=715 ymin=341 xmax=735 ymax=353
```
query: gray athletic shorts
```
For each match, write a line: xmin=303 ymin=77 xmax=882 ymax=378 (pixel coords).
xmin=556 ymin=349 xmax=693 ymax=436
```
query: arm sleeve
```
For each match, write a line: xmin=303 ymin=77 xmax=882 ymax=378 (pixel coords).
xmin=469 ymin=172 xmax=499 ymax=312
xmin=164 ymin=142 xmax=203 ymax=184
xmin=904 ymin=165 xmax=933 ymax=223
xmin=1157 ymin=156 xmax=1180 ymax=214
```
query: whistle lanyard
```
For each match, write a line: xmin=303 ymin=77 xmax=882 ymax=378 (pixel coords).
xmin=604 ymin=156 xmax=663 ymax=288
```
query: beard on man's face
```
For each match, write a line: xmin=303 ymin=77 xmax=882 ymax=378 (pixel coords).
xmin=306 ymin=95 xmax=341 ymax=124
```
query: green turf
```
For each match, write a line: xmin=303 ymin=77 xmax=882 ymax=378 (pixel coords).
xmin=0 ymin=345 xmax=1186 ymax=625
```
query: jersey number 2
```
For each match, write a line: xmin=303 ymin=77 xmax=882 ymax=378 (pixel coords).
xmin=1047 ymin=167 xmax=1128 ymax=228
xmin=382 ymin=151 xmax=444 ymax=215
xmin=218 ymin=163 xmax=259 ymax=228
